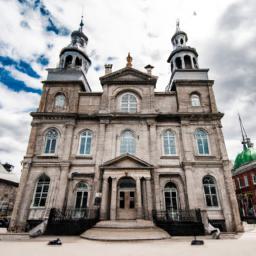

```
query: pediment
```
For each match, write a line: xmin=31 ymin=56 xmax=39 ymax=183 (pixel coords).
xmin=100 ymin=67 xmax=157 ymax=85
xmin=101 ymin=154 xmax=153 ymax=169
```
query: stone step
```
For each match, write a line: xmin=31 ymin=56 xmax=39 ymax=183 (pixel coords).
xmin=81 ymin=226 xmax=171 ymax=241
xmin=95 ymin=220 xmax=155 ymax=229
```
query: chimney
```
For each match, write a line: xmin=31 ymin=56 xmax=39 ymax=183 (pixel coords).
xmin=104 ymin=64 xmax=113 ymax=75
xmin=144 ymin=64 xmax=154 ymax=75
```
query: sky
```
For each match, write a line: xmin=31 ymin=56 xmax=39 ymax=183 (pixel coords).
xmin=0 ymin=0 xmax=256 ymax=175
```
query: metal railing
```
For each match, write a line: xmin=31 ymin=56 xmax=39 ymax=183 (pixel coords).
xmin=152 ymin=208 xmax=202 ymax=223
xmin=49 ymin=208 xmax=100 ymax=221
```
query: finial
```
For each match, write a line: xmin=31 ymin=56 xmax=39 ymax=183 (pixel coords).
xmin=126 ymin=52 xmax=133 ymax=68
xmin=79 ymin=15 xmax=84 ymax=32
xmin=176 ymin=19 xmax=180 ymax=32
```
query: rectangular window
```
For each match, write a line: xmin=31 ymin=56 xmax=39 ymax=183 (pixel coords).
xmin=237 ymin=178 xmax=242 ymax=188
xmin=129 ymin=191 xmax=135 ymax=209
xmin=244 ymin=176 xmax=249 ymax=187
xmin=119 ymin=191 xmax=125 ymax=208
xmin=252 ymin=174 xmax=256 ymax=185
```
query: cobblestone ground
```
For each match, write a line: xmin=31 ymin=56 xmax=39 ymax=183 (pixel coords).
xmin=0 ymin=228 xmax=256 ymax=256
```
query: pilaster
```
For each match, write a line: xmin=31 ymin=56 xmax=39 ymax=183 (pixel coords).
xmin=110 ymin=178 xmax=117 ymax=220
xmin=136 ymin=177 xmax=143 ymax=219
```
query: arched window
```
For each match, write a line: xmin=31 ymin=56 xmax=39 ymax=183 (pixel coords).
xmin=175 ymin=57 xmax=182 ymax=69
xmin=65 ymin=55 xmax=73 ymax=68
xmin=120 ymin=130 xmax=136 ymax=154
xmin=75 ymin=182 xmax=89 ymax=209
xmin=33 ymin=174 xmax=50 ymax=207
xmin=180 ymin=38 xmax=184 ymax=45
xmin=79 ymin=130 xmax=92 ymax=155
xmin=191 ymin=94 xmax=201 ymax=107
xmin=44 ymin=129 xmax=58 ymax=154
xmin=164 ymin=182 xmax=179 ymax=220
xmin=120 ymin=93 xmax=137 ymax=113
xmin=195 ymin=129 xmax=209 ymax=155
xmin=184 ymin=55 xmax=192 ymax=69
xmin=163 ymin=130 xmax=176 ymax=155
xmin=55 ymin=93 xmax=65 ymax=109
xmin=203 ymin=176 xmax=219 ymax=207
xmin=75 ymin=57 xmax=82 ymax=66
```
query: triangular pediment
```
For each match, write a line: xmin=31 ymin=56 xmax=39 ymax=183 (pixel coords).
xmin=101 ymin=154 xmax=153 ymax=169
xmin=100 ymin=67 xmax=157 ymax=86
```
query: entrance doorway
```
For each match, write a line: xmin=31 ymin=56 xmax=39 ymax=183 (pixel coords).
xmin=117 ymin=177 xmax=136 ymax=220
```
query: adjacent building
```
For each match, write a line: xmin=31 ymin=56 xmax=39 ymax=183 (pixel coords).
xmin=232 ymin=117 xmax=256 ymax=220
xmin=10 ymin=20 xmax=242 ymax=233
xmin=0 ymin=164 xmax=19 ymax=220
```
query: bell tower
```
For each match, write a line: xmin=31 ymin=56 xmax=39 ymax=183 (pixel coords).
xmin=45 ymin=17 xmax=91 ymax=92
xmin=165 ymin=21 xmax=217 ymax=113
xmin=167 ymin=20 xmax=199 ymax=72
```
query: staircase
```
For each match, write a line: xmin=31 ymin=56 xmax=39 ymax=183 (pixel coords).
xmin=81 ymin=220 xmax=171 ymax=241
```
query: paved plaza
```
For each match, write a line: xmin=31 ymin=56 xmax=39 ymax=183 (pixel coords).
xmin=0 ymin=227 xmax=256 ymax=256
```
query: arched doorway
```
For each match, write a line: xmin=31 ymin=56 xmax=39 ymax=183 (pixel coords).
xmin=117 ymin=177 xmax=136 ymax=220
xmin=164 ymin=182 xmax=179 ymax=220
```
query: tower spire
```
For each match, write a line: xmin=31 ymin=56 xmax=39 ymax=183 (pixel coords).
xmin=238 ymin=114 xmax=253 ymax=149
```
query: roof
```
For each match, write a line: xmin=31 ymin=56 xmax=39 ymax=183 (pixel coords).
xmin=0 ymin=164 xmax=19 ymax=185
xmin=233 ymin=147 xmax=256 ymax=170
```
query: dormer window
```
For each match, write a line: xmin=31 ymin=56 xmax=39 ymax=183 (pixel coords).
xmin=191 ymin=94 xmax=201 ymax=107
xmin=120 ymin=93 xmax=137 ymax=113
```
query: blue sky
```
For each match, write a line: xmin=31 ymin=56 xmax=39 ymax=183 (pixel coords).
xmin=0 ymin=0 xmax=256 ymax=174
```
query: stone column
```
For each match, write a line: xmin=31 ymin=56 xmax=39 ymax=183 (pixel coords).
xmin=26 ymin=122 xmax=38 ymax=157
xmin=208 ymin=84 xmax=218 ymax=113
xmin=62 ymin=122 xmax=75 ymax=160
xmin=110 ymin=178 xmax=117 ymax=220
xmin=148 ymin=120 xmax=161 ymax=211
xmin=100 ymin=177 xmax=109 ymax=220
xmin=181 ymin=57 xmax=185 ymax=69
xmin=136 ymin=177 xmax=143 ymax=219
xmin=146 ymin=178 xmax=153 ymax=219
xmin=184 ymin=165 xmax=197 ymax=209
xmin=93 ymin=120 xmax=108 ymax=207
xmin=9 ymin=161 xmax=31 ymax=232
xmin=55 ymin=163 xmax=70 ymax=209
xmin=142 ymin=179 xmax=148 ymax=219
xmin=190 ymin=56 xmax=195 ymax=69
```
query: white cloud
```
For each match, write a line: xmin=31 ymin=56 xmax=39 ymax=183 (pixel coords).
xmin=0 ymin=83 xmax=40 ymax=175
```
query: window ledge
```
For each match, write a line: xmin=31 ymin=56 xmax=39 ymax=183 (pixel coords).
xmin=195 ymin=155 xmax=216 ymax=159
xmin=30 ymin=207 xmax=46 ymax=210
xmin=206 ymin=207 xmax=222 ymax=211
xmin=160 ymin=155 xmax=179 ymax=159
xmin=75 ymin=155 xmax=93 ymax=159
xmin=37 ymin=155 xmax=58 ymax=159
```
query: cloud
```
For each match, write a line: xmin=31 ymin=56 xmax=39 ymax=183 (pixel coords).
xmin=0 ymin=83 xmax=40 ymax=175
xmin=0 ymin=0 xmax=256 ymax=173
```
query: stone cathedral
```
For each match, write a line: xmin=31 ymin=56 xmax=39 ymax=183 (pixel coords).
xmin=10 ymin=20 xmax=243 ymax=235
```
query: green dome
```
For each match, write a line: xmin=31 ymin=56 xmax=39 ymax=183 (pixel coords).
xmin=234 ymin=147 xmax=256 ymax=170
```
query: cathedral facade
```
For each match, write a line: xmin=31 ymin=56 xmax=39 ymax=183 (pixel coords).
xmin=10 ymin=21 xmax=242 ymax=233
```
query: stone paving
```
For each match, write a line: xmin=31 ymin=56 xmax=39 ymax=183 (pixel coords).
xmin=0 ymin=226 xmax=256 ymax=256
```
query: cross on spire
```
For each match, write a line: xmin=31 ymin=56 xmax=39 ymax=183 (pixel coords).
xmin=176 ymin=18 xmax=180 ymax=32
xmin=79 ymin=15 xmax=84 ymax=32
